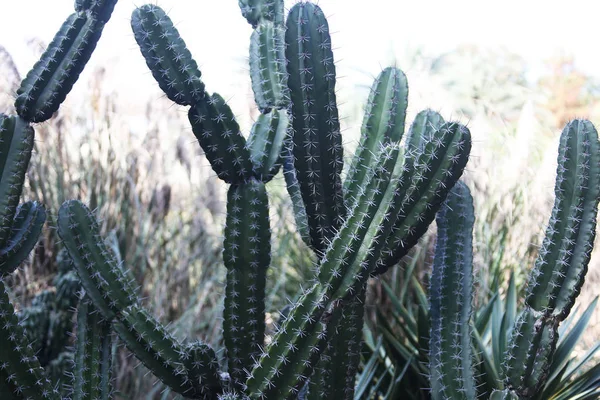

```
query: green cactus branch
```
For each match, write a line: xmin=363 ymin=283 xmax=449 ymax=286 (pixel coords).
xmin=429 ymin=181 xmax=476 ymax=400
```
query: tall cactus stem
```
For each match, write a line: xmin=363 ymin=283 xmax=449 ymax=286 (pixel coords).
xmin=344 ymin=67 xmax=408 ymax=204
xmin=15 ymin=12 xmax=109 ymax=122
xmin=429 ymin=181 xmax=476 ymax=400
xmin=223 ymin=179 xmax=270 ymax=387
xmin=285 ymin=2 xmax=345 ymax=254
xmin=72 ymin=300 xmax=114 ymax=400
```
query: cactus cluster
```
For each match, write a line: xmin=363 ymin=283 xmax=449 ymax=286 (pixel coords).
xmin=427 ymin=119 xmax=600 ymax=399
xmin=46 ymin=1 xmax=470 ymax=398
xmin=0 ymin=0 xmax=598 ymax=399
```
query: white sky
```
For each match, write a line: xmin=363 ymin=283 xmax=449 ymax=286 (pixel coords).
xmin=1 ymin=0 xmax=599 ymax=114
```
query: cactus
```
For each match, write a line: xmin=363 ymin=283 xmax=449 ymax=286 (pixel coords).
xmin=1 ymin=1 xmax=476 ymax=399
xmin=429 ymin=181 xmax=476 ymax=400
xmin=71 ymin=300 xmax=114 ymax=400
xmin=423 ymin=119 xmax=600 ymax=400
xmin=502 ymin=119 xmax=600 ymax=398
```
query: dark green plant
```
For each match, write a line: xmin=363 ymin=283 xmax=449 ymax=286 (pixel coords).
xmin=361 ymin=120 xmax=600 ymax=400
xmin=0 ymin=0 xmax=119 ymax=398
xmin=55 ymin=1 xmax=469 ymax=399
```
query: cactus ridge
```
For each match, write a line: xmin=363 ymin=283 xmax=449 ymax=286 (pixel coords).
xmin=378 ymin=123 xmax=472 ymax=273
xmin=249 ymin=22 xmax=289 ymax=112
xmin=247 ymin=110 xmax=289 ymax=182
xmin=72 ymin=300 xmax=114 ymax=400
xmin=57 ymin=200 xmax=138 ymax=319
xmin=525 ymin=119 xmax=600 ymax=318
xmin=57 ymin=200 xmax=222 ymax=398
xmin=15 ymin=13 xmax=106 ymax=123
xmin=131 ymin=4 xmax=205 ymax=106
xmin=0 ymin=281 xmax=54 ymax=399
xmin=239 ymin=0 xmax=285 ymax=27
xmin=189 ymin=93 xmax=254 ymax=184
xmin=223 ymin=179 xmax=270 ymax=386
xmin=285 ymin=2 xmax=345 ymax=254
xmin=344 ymin=67 xmax=409 ymax=204
xmin=0 ymin=115 xmax=34 ymax=247
xmin=75 ymin=0 xmax=118 ymax=23
xmin=405 ymin=109 xmax=446 ymax=152
xmin=428 ymin=181 xmax=476 ymax=400
xmin=0 ymin=201 xmax=46 ymax=277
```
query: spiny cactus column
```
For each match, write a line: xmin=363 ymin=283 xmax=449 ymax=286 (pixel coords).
xmin=132 ymin=2 xmax=291 ymax=392
xmin=404 ymin=109 xmax=446 ymax=152
xmin=15 ymin=1 xmax=118 ymax=123
xmin=71 ymin=300 xmax=114 ymax=400
xmin=344 ymin=67 xmax=408 ymax=205
xmin=223 ymin=179 xmax=270 ymax=384
xmin=429 ymin=181 xmax=476 ymax=400
xmin=285 ymin=2 xmax=345 ymax=255
xmin=502 ymin=119 xmax=600 ymax=398
xmin=57 ymin=200 xmax=222 ymax=399
xmin=0 ymin=281 xmax=54 ymax=399
xmin=0 ymin=115 xmax=46 ymax=275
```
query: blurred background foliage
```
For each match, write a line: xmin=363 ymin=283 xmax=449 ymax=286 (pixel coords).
xmin=1 ymin=17 xmax=599 ymax=398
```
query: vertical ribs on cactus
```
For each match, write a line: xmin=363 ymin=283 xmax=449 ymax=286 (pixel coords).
xmin=16 ymin=1 xmax=118 ymax=123
xmin=0 ymin=114 xmax=46 ymax=275
xmin=502 ymin=119 xmax=600 ymax=398
xmin=429 ymin=181 xmax=476 ymax=400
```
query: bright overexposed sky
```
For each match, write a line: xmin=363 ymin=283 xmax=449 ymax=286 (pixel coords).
xmin=1 ymin=0 xmax=599 ymax=120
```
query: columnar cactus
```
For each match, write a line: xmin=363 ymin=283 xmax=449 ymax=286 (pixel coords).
xmin=53 ymin=1 xmax=472 ymax=399
xmin=427 ymin=119 xmax=600 ymax=400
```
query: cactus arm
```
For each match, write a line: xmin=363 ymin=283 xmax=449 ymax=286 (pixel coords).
xmin=245 ymin=284 xmax=329 ymax=398
xmin=131 ymin=4 xmax=205 ymax=106
xmin=58 ymin=200 xmax=222 ymax=398
xmin=223 ymin=179 xmax=270 ymax=386
xmin=188 ymin=93 xmax=254 ymax=184
xmin=317 ymin=145 xmax=402 ymax=296
xmin=75 ymin=0 xmax=118 ymax=23
xmin=247 ymin=110 xmax=289 ymax=182
xmin=503 ymin=308 xmax=558 ymax=397
xmin=249 ymin=21 xmax=288 ymax=112
xmin=309 ymin=287 xmax=366 ymax=400
xmin=429 ymin=181 xmax=476 ymax=400
xmin=0 ymin=201 xmax=46 ymax=277
xmin=111 ymin=305 xmax=202 ymax=397
xmin=0 ymin=115 xmax=34 ymax=247
xmin=377 ymin=123 xmax=472 ymax=274
xmin=15 ymin=13 xmax=108 ymax=123
xmin=238 ymin=0 xmax=284 ymax=27
xmin=0 ymin=281 xmax=54 ymax=399
xmin=185 ymin=341 xmax=222 ymax=399
xmin=344 ymin=67 xmax=409 ymax=204
xmin=285 ymin=2 xmax=345 ymax=254
xmin=72 ymin=300 xmax=113 ymax=400
xmin=57 ymin=200 xmax=138 ymax=319
xmin=404 ymin=109 xmax=445 ymax=152
xmin=282 ymin=147 xmax=311 ymax=245
xmin=525 ymin=120 xmax=600 ymax=318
